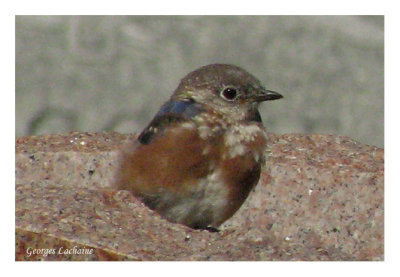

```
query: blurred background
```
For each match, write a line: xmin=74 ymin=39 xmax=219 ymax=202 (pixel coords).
xmin=15 ymin=16 xmax=384 ymax=147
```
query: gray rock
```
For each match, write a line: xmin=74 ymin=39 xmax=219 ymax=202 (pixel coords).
xmin=15 ymin=132 xmax=383 ymax=260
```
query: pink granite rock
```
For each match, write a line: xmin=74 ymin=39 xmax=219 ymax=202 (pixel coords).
xmin=15 ymin=132 xmax=383 ymax=260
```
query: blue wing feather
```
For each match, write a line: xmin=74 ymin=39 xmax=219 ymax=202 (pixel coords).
xmin=138 ymin=99 xmax=204 ymax=144
xmin=156 ymin=99 xmax=204 ymax=119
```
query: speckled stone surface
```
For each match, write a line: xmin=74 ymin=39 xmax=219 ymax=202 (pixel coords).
xmin=15 ymin=132 xmax=384 ymax=261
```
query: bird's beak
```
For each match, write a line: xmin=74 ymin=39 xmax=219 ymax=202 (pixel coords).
xmin=255 ymin=88 xmax=283 ymax=102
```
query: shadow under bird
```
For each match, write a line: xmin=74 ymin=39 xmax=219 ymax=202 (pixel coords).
xmin=115 ymin=64 xmax=282 ymax=230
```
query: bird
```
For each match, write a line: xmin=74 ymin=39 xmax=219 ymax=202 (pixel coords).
xmin=115 ymin=64 xmax=282 ymax=231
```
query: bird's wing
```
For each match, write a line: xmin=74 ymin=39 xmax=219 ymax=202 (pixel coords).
xmin=138 ymin=99 xmax=205 ymax=144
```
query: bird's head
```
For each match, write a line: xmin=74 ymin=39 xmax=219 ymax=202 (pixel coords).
xmin=172 ymin=64 xmax=282 ymax=123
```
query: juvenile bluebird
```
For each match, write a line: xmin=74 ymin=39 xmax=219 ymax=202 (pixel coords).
xmin=116 ymin=64 xmax=282 ymax=230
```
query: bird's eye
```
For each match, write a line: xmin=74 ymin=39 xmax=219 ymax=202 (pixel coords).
xmin=220 ymin=87 xmax=238 ymax=101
